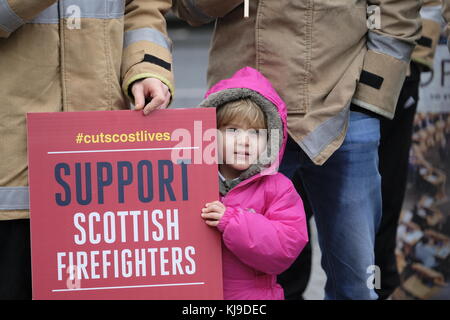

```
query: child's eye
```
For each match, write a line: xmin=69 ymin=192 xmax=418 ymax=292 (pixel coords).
xmin=226 ymin=128 xmax=237 ymax=133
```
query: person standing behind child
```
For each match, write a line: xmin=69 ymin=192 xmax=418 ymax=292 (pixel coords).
xmin=0 ymin=0 xmax=174 ymax=299
xmin=375 ymin=0 xmax=443 ymax=299
xmin=173 ymin=0 xmax=422 ymax=299
xmin=198 ymin=67 xmax=308 ymax=300
xmin=444 ymin=0 xmax=450 ymax=51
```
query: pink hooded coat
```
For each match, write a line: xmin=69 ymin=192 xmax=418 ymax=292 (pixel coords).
xmin=200 ymin=67 xmax=308 ymax=300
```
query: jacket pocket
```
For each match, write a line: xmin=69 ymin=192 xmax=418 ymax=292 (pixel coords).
xmin=309 ymin=4 xmax=367 ymax=96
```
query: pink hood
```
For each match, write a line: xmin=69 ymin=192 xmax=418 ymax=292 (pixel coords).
xmin=200 ymin=66 xmax=288 ymax=184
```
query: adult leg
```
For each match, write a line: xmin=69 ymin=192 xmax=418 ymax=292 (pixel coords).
xmin=277 ymin=170 xmax=314 ymax=299
xmin=375 ymin=62 xmax=421 ymax=299
xmin=277 ymin=136 xmax=314 ymax=300
xmin=298 ymin=109 xmax=382 ymax=300
xmin=0 ymin=219 xmax=32 ymax=300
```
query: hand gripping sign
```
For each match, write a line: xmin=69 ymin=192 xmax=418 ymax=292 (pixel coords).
xmin=27 ymin=108 xmax=223 ymax=300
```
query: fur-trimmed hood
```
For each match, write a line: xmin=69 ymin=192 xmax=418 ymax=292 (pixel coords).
xmin=199 ymin=67 xmax=288 ymax=195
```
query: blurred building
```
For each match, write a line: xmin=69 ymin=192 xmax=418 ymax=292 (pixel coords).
xmin=167 ymin=15 xmax=213 ymax=108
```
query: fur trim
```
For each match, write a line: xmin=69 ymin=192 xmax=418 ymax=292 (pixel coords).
xmin=199 ymin=88 xmax=283 ymax=195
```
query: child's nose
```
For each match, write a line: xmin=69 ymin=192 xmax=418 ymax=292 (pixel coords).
xmin=237 ymin=132 xmax=250 ymax=145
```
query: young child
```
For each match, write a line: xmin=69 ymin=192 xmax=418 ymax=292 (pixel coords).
xmin=199 ymin=67 xmax=308 ymax=300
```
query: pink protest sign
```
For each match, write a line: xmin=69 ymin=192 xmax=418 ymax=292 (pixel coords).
xmin=27 ymin=109 xmax=222 ymax=300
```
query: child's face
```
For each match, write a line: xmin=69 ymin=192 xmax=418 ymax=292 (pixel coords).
xmin=218 ymin=120 xmax=267 ymax=172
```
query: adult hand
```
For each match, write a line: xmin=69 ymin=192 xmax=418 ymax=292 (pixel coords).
xmin=131 ymin=78 xmax=171 ymax=115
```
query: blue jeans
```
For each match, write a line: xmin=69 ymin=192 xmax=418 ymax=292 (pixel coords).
xmin=280 ymin=110 xmax=382 ymax=300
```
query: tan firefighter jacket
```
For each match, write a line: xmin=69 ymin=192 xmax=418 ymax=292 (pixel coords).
xmin=0 ymin=0 xmax=174 ymax=220
xmin=173 ymin=0 xmax=422 ymax=165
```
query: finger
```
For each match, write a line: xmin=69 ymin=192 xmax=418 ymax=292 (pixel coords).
xmin=205 ymin=220 xmax=219 ymax=227
xmin=205 ymin=201 xmax=223 ymax=208
xmin=210 ymin=200 xmax=225 ymax=209
xmin=201 ymin=212 xmax=222 ymax=221
xmin=143 ymin=95 xmax=165 ymax=115
xmin=132 ymin=83 xmax=145 ymax=110
xmin=201 ymin=212 xmax=219 ymax=220
xmin=143 ymin=85 xmax=165 ymax=115
xmin=202 ymin=204 xmax=222 ymax=213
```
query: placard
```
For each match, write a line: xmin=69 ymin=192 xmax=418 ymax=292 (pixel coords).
xmin=27 ymin=109 xmax=222 ymax=300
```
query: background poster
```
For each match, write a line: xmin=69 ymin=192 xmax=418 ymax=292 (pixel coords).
xmin=393 ymin=39 xmax=450 ymax=299
xmin=27 ymin=108 xmax=223 ymax=300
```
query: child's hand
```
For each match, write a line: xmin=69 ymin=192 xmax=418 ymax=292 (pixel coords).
xmin=201 ymin=201 xmax=226 ymax=227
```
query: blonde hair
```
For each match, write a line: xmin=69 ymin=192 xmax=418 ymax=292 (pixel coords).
xmin=217 ymin=99 xmax=266 ymax=129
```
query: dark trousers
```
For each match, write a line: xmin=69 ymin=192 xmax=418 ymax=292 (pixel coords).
xmin=277 ymin=170 xmax=314 ymax=300
xmin=0 ymin=219 xmax=32 ymax=300
xmin=375 ymin=62 xmax=421 ymax=299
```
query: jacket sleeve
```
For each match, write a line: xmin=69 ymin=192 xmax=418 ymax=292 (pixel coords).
xmin=412 ymin=0 xmax=443 ymax=71
xmin=171 ymin=0 xmax=243 ymax=26
xmin=0 ymin=0 xmax=57 ymax=38
xmin=122 ymin=0 xmax=174 ymax=104
xmin=217 ymin=179 xmax=308 ymax=275
xmin=352 ymin=0 xmax=422 ymax=119
xmin=444 ymin=0 xmax=450 ymax=51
